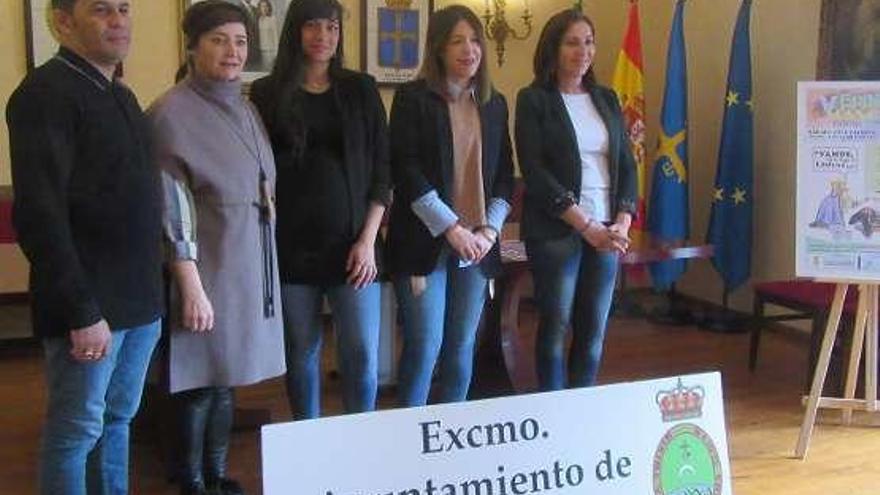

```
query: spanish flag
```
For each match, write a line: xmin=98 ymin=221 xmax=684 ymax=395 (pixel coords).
xmin=611 ymin=0 xmax=647 ymax=249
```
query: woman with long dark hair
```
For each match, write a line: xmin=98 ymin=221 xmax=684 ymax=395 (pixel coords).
xmin=150 ymin=1 xmax=285 ymax=493
xmin=387 ymin=5 xmax=514 ymax=406
xmin=250 ymin=0 xmax=389 ymax=419
xmin=515 ymin=8 xmax=637 ymax=391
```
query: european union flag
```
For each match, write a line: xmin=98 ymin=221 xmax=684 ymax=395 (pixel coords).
xmin=706 ymin=0 xmax=753 ymax=291
xmin=378 ymin=8 xmax=420 ymax=69
xmin=648 ymin=0 xmax=689 ymax=291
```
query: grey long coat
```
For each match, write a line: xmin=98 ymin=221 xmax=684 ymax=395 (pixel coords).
xmin=150 ymin=76 xmax=285 ymax=393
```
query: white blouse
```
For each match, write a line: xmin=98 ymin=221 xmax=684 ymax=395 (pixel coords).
xmin=562 ymin=92 xmax=611 ymax=222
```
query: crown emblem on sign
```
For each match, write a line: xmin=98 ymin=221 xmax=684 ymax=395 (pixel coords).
xmin=384 ymin=0 xmax=413 ymax=9
xmin=655 ymin=379 xmax=704 ymax=422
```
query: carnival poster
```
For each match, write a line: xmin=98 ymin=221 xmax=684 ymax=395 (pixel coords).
xmin=797 ymin=81 xmax=880 ymax=280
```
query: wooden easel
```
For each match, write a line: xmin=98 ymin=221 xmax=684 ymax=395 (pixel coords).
xmin=795 ymin=282 xmax=879 ymax=458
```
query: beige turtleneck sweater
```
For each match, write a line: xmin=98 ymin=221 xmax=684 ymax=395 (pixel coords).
xmin=448 ymin=85 xmax=487 ymax=229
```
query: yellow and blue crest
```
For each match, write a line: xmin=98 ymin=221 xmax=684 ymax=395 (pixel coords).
xmin=378 ymin=0 xmax=419 ymax=69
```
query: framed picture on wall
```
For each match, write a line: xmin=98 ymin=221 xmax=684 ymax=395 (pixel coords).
xmin=361 ymin=0 xmax=433 ymax=86
xmin=24 ymin=0 xmax=58 ymax=70
xmin=817 ymin=0 xmax=880 ymax=79
xmin=184 ymin=0 xmax=291 ymax=80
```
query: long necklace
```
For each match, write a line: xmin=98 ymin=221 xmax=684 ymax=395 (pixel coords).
xmin=189 ymin=83 xmax=264 ymax=168
xmin=189 ymin=82 xmax=277 ymax=318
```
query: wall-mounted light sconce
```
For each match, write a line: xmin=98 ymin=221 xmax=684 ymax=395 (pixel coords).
xmin=482 ymin=0 xmax=533 ymax=66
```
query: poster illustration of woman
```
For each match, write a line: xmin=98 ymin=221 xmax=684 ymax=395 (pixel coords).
xmin=187 ymin=0 xmax=290 ymax=78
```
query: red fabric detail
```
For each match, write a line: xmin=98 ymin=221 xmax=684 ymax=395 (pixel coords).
xmin=755 ymin=280 xmax=860 ymax=315
xmin=620 ymin=1 xmax=644 ymax=67
xmin=507 ymin=178 xmax=525 ymax=224
xmin=0 ymin=199 xmax=15 ymax=244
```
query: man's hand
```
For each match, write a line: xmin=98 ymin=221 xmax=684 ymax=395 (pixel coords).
xmin=69 ymin=319 xmax=111 ymax=362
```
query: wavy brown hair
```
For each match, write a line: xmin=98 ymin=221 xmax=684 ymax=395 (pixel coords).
xmin=419 ymin=4 xmax=491 ymax=104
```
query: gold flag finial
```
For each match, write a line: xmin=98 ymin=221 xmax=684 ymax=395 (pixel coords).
xmin=385 ymin=0 xmax=413 ymax=9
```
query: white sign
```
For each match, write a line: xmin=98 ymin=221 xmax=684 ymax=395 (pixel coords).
xmin=262 ymin=372 xmax=731 ymax=495
xmin=797 ymin=81 xmax=880 ymax=281
xmin=27 ymin=0 xmax=58 ymax=69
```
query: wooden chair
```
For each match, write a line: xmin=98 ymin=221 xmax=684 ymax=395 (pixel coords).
xmin=0 ymin=186 xmax=28 ymax=310
xmin=0 ymin=186 xmax=14 ymax=244
xmin=750 ymin=280 xmax=860 ymax=391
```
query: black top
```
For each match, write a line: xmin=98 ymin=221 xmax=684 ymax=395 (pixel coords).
xmin=6 ymin=47 xmax=164 ymax=338
xmin=385 ymin=79 xmax=515 ymax=278
xmin=283 ymin=89 xmax=351 ymax=284
xmin=250 ymin=70 xmax=390 ymax=286
xmin=515 ymin=82 xmax=638 ymax=241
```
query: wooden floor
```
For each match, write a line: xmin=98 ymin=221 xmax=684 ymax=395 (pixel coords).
xmin=2 ymin=308 xmax=880 ymax=494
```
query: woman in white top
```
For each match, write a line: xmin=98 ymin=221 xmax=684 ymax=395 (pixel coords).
xmin=515 ymin=8 xmax=637 ymax=390
xmin=256 ymin=0 xmax=278 ymax=65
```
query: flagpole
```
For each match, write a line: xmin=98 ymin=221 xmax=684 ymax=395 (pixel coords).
xmin=648 ymin=282 xmax=695 ymax=326
xmin=702 ymin=0 xmax=754 ymax=333
xmin=610 ymin=0 xmax=648 ymax=317
xmin=647 ymin=0 xmax=690 ymax=295
xmin=699 ymin=286 xmax=750 ymax=333
xmin=613 ymin=266 xmax=646 ymax=318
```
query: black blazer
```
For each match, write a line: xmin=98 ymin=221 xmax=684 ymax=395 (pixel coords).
xmin=250 ymin=70 xmax=390 ymax=282
xmin=515 ymin=82 xmax=637 ymax=241
xmin=386 ymin=79 xmax=515 ymax=277
xmin=7 ymin=48 xmax=164 ymax=338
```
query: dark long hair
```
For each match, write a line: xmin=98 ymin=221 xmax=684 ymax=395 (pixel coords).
xmin=419 ymin=5 xmax=491 ymax=105
xmin=532 ymin=8 xmax=597 ymax=90
xmin=265 ymin=0 xmax=345 ymax=156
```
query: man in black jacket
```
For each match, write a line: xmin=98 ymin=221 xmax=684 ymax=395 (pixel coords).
xmin=6 ymin=1 xmax=163 ymax=493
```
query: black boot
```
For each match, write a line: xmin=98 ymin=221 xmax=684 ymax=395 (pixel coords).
xmin=175 ymin=388 xmax=214 ymax=494
xmin=206 ymin=477 xmax=245 ymax=495
xmin=204 ymin=388 xmax=244 ymax=495
xmin=179 ymin=480 xmax=208 ymax=495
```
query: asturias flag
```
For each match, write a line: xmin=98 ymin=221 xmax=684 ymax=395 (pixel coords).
xmin=648 ymin=0 xmax=689 ymax=290
xmin=611 ymin=0 xmax=647 ymax=251
xmin=706 ymin=0 xmax=754 ymax=291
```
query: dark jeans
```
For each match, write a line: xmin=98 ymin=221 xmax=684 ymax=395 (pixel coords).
xmin=527 ymin=234 xmax=618 ymax=390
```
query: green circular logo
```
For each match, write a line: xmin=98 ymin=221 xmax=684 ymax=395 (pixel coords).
xmin=653 ymin=423 xmax=722 ymax=495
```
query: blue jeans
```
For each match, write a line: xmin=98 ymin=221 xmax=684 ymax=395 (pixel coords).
xmin=394 ymin=250 xmax=488 ymax=406
xmin=527 ymin=235 xmax=618 ymax=390
xmin=40 ymin=319 xmax=160 ymax=495
xmin=281 ymin=283 xmax=380 ymax=419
